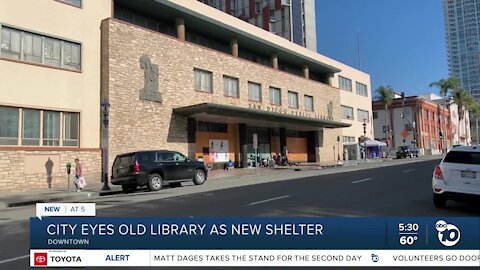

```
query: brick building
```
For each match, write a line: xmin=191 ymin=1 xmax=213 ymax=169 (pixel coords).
xmin=0 ymin=0 xmax=371 ymax=191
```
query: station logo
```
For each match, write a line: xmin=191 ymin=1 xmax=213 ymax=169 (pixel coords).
xmin=34 ymin=252 xmax=48 ymax=266
xmin=435 ymin=220 xmax=461 ymax=247
xmin=371 ymin=254 xmax=379 ymax=263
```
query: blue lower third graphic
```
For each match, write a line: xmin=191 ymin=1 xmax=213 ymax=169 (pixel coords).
xmin=30 ymin=217 xmax=480 ymax=250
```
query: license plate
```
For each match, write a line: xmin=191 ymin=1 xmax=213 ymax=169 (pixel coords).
xmin=461 ymin=171 xmax=476 ymax=178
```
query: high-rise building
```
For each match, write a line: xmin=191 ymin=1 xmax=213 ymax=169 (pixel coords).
xmin=444 ymin=0 xmax=480 ymax=98
xmin=198 ymin=0 xmax=317 ymax=51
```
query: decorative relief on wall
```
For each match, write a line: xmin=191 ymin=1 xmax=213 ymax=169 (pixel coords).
xmin=139 ymin=54 xmax=162 ymax=102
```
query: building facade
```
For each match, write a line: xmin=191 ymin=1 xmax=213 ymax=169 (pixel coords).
xmin=372 ymin=94 xmax=471 ymax=156
xmin=444 ymin=0 xmax=480 ymax=98
xmin=0 ymin=0 xmax=111 ymax=191
xmin=0 ymin=0 xmax=371 ymax=191
xmin=198 ymin=0 xmax=317 ymax=51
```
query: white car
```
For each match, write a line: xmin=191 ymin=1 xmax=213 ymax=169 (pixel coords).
xmin=432 ymin=145 xmax=480 ymax=208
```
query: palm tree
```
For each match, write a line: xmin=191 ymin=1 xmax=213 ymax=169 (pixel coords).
xmin=375 ymin=85 xmax=395 ymax=148
xmin=430 ymin=76 xmax=459 ymax=150
xmin=470 ymin=101 xmax=480 ymax=144
xmin=452 ymin=88 xmax=473 ymax=144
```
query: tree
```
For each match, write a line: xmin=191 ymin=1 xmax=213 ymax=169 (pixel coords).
xmin=430 ymin=76 xmax=459 ymax=149
xmin=452 ymin=88 xmax=474 ymax=144
xmin=375 ymin=86 xmax=395 ymax=148
xmin=469 ymin=100 xmax=480 ymax=144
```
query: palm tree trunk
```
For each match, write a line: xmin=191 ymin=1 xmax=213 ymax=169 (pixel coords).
xmin=385 ymin=104 xmax=388 ymax=148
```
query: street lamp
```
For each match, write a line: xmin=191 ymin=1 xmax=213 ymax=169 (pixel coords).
xmin=101 ymin=99 xmax=111 ymax=191
xmin=363 ymin=119 xmax=367 ymax=161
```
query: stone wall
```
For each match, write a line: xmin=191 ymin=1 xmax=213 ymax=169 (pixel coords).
xmin=0 ymin=148 xmax=101 ymax=191
xmin=103 ymin=19 xmax=343 ymax=168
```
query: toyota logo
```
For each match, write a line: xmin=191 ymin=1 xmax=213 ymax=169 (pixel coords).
xmin=35 ymin=256 xmax=46 ymax=263
xmin=34 ymin=253 xmax=48 ymax=266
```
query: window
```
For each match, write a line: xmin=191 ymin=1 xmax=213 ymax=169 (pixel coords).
xmin=248 ymin=82 xmax=262 ymax=101
xmin=373 ymin=111 xmax=378 ymax=119
xmin=356 ymin=82 xmax=368 ymax=96
xmin=194 ymin=68 xmax=213 ymax=92
xmin=0 ymin=106 xmax=80 ymax=147
xmin=341 ymin=105 xmax=354 ymax=120
xmin=173 ymin=152 xmax=187 ymax=162
xmin=0 ymin=106 xmax=19 ymax=145
xmin=342 ymin=136 xmax=356 ymax=143
xmin=23 ymin=32 xmax=42 ymax=63
xmin=339 ymin=76 xmax=352 ymax=91
xmin=269 ymin=87 xmax=281 ymax=105
xmin=63 ymin=41 xmax=81 ymax=70
xmin=198 ymin=121 xmax=227 ymax=133
xmin=357 ymin=109 xmax=369 ymax=122
xmin=444 ymin=151 xmax=480 ymax=165
xmin=63 ymin=112 xmax=79 ymax=146
xmin=0 ymin=26 xmax=82 ymax=71
xmin=43 ymin=111 xmax=60 ymax=146
xmin=56 ymin=0 xmax=82 ymax=8
xmin=158 ymin=152 xmax=175 ymax=162
xmin=44 ymin=37 xmax=61 ymax=67
xmin=223 ymin=75 xmax=239 ymax=97
xmin=22 ymin=109 xmax=40 ymax=145
xmin=304 ymin=95 xmax=314 ymax=111
xmin=288 ymin=91 xmax=299 ymax=109
xmin=1 ymin=27 xmax=21 ymax=59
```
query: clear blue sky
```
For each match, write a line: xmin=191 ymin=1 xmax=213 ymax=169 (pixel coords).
xmin=315 ymin=0 xmax=448 ymax=98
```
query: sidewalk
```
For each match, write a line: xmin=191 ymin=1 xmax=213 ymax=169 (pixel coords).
xmin=0 ymin=155 xmax=441 ymax=210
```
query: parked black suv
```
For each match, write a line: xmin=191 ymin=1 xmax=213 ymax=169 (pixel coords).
xmin=396 ymin=145 xmax=419 ymax=159
xmin=111 ymin=150 xmax=208 ymax=192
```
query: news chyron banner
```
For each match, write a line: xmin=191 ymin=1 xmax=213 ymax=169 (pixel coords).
xmin=30 ymin=203 xmax=480 ymax=267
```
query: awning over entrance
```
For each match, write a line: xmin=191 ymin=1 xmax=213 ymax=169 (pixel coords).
xmin=174 ymin=103 xmax=351 ymax=129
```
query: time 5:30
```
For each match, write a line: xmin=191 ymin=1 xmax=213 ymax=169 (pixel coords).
xmin=398 ymin=223 xmax=419 ymax=232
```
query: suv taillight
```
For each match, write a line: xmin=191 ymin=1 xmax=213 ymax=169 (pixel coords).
xmin=133 ymin=161 xmax=140 ymax=174
xmin=434 ymin=166 xmax=443 ymax=180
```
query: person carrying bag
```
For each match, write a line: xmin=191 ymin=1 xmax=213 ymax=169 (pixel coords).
xmin=74 ymin=158 xmax=87 ymax=191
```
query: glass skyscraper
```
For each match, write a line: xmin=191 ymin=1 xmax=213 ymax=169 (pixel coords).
xmin=444 ymin=0 xmax=480 ymax=98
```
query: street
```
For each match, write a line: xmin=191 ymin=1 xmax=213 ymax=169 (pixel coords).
xmin=0 ymin=158 xmax=479 ymax=269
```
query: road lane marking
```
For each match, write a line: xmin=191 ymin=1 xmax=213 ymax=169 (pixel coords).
xmin=248 ymin=195 xmax=291 ymax=206
xmin=402 ymin=169 xmax=415 ymax=173
xmin=0 ymin=254 xmax=29 ymax=265
xmin=351 ymin=178 xmax=373 ymax=184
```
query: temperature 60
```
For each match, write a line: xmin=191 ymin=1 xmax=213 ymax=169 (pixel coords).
xmin=400 ymin=236 xmax=418 ymax=245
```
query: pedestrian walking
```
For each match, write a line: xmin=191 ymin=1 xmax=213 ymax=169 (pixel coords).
xmin=74 ymin=158 xmax=87 ymax=191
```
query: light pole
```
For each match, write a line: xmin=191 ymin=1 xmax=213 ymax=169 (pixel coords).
xmin=363 ymin=119 xmax=367 ymax=161
xmin=101 ymin=99 xmax=111 ymax=191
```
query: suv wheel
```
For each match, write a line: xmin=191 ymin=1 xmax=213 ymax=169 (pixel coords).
xmin=122 ymin=184 xmax=137 ymax=193
xmin=193 ymin=169 xmax=206 ymax=185
xmin=433 ymin=194 xmax=447 ymax=208
xmin=148 ymin=173 xmax=163 ymax=191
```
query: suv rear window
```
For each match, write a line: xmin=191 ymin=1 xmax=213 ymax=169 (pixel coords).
xmin=115 ymin=154 xmax=136 ymax=167
xmin=443 ymin=151 xmax=480 ymax=164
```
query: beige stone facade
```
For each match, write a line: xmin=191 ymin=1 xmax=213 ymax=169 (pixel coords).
xmin=0 ymin=148 xmax=100 ymax=191
xmin=103 ymin=18 xmax=343 ymax=168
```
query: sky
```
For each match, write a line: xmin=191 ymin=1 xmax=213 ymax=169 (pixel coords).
xmin=315 ymin=0 xmax=448 ymax=98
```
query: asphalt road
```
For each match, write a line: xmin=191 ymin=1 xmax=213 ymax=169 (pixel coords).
xmin=1 ymin=158 xmax=479 ymax=269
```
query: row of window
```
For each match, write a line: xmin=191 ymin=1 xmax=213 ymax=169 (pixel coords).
xmin=0 ymin=26 xmax=81 ymax=71
xmin=338 ymin=76 xmax=369 ymax=97
xmin=194 ymin=68 xmax=315 ymax=111
xmin=0 ymin=106 xmax=79 ymax=147
xmin=341 ymin=105 xmax=370 ymax=122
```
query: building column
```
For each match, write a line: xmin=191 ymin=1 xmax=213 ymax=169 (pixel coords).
xmin=187 ymin=118 xmax=197 ymax=159
xmin=230 ymin=38 xmax=238 ymax=57
xmin=239 ymin=124 xmax=247 ymax=168
xmin=302 ymin=65 xmax=309 ymax=79
xmin=280 ymin=127 xmax=287 ymax=156
xmin=176 ymin=17 xmax=185 ymax=41
xmin=271 ymin=54 xmax=278 ymax=70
